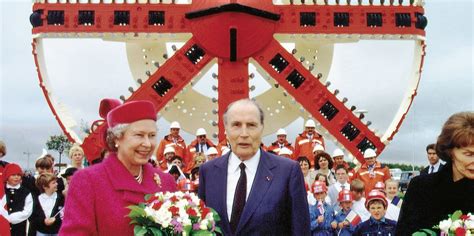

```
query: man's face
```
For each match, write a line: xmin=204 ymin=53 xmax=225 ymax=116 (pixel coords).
xmin=305 ymin=127 xmax=315 ymax=135
xmin=170 ymin=128 xmax=180 ymax=137
xmin=335 ymin=168 xmax=348 ymax=184
xmin=225 ymin=102 xmax=263 ymax=161
xmin=164 ymin=152 xmax=175 ymax=161
xmin=208 ymin=154 xmax=218 ymax=160
xmin=277 ymin=135 xmax=287 ymax=143
xmin=333 ymin=156 xmax=344 ymax=166
xmin=197 ymin=135 xmax=207 ymax=145
xmin=365 ymin=156 xmax=376 ymax=166
xmin=368 ymin=202 xmax=386 ymax=221
xmin=427 ymin=148 xmax=439 ymax=165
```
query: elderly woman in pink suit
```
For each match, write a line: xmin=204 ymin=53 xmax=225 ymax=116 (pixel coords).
xmin=60 ymin=99 xmax=176 ymax=235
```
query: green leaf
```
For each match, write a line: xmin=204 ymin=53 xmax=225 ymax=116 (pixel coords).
xmin=214 ymin=226 xmax=222 ymax=235
xmin=412 ymin=232 xmax=428 ymax=236
xmin=451 ymin=210 xmax=463 ymax=221
xmin=191 ymin=230 xmax=213 ymax=236
xmin=183 ymin=225 xmax=192 ymax=235
xmin=134 ymin=226 xmax=148 ymax=236
xmin=149 ymin=228 xmax=163 ymax=236
xmin=210 ymin=208 xmax=221 ymax=222
xmin=128 ymin=205 xmax=146 ymax=218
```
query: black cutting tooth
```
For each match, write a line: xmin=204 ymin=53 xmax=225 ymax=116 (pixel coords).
xmin=367 ymin=13 xmax=383 ymax=27
xmin=152 ymin=76 xmax=173 ymax=97
xmin=185 ymin=44 xmax=206 ymax=64
xmin=319 ymin=101 xmax=339 ymax=121
xmin=395 ymin=13 xmax=411 ymax=27
xmin=149 ymin=11 xmax=165 ymax=25
xmin=114 ymin=11 xmax=130 ymax=25
xmin=357 ymin=137 xmax=376 ymax=153
xmin=286 ymin=70 xmax=305 ymax=89
xmin=300 ymin=12 xmax=316 ymax=27
xmin=47 ymin=10 xmax=64 ymax=25
xmin=340 ymin=122 xmax=360 ymax=141
xmin=79 ymin=11 xmax=94 ymax=25
xmin=269 ymin=54 xmax=289 ymax=73
xmin=334 ymin=12 xmax=350 ymax=27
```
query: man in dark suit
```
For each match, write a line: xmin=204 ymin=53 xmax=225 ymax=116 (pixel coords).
xmin=420 ymin=143 xmax=445 ymax=175
xmin=198 ymin=99 xmax=310 ymax=236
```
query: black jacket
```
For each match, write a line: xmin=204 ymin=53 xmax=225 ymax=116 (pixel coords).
xmin=396 ymin=163 xmax=474 ymax=235
xmin=420 ymin=162 xmax=445 ymax=175
xmin=30 ymin=193 xmax=65 ymax=234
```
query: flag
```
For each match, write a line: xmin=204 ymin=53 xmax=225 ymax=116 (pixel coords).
xmin=345 ymin=210 xmax=362 ymax=226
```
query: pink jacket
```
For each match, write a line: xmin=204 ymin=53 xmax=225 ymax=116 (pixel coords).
xmin=59 ymin=153 xmax=176 ymax=235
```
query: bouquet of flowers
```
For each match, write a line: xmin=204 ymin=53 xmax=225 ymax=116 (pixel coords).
xmin=128 ymin=191 xmax=221 ymax=236
xmin=413 ymin=211 xmax=474 ymax=236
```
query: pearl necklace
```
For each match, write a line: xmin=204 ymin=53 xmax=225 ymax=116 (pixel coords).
xmin=135 ymin=166 xmax=143 ymax=184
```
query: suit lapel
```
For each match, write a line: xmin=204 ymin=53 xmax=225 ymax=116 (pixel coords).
xmin=236 ymin=151 xmax=276 ymax=233
xmin=212 ymin=153 xmax=232 ymax=233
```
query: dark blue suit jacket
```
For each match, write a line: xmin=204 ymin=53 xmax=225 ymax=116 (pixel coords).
xmin=198 ymin=150 xmax=311 ymax=236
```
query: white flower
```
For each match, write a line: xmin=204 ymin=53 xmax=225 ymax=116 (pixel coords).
xmin=200 ymin=219 xmax=209 ymax=230
xmin=450 ymin=219 xmax=463 ymax=231
xmin=465 ymin=219 xmax=474 ymax=230
xmin=439 ymin=218 xmax=452 ymax=233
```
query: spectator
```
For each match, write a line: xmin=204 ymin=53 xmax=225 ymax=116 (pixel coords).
xmin=420 ymin=143 xmax=445 ymax=175
xmin=353 ymin=190 xmax=397 ymax=236
xmin=267 ymin=128 xmax=295 ymax=159
xmin=294 ymin=120 xmax=325 ymax=166
xmin=314 ymin=152 xmax=336 ymax=185
xmin=30 ymin=173 xmax=64 ymax=235
xmin=3 ymin=163 xmax=33 ymax=236
xmin=397 ymin=111 xmax=474 ymax=235
xmin=353 ymin=148 xmax=391 ymax=196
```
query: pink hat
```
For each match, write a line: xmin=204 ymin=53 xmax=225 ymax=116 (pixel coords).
xmin=99 ymin=98 xmax=122 ymax=119
xmin=3 ymin=163 xmax=23 ymax=181
xmin=106 ymin=100 xmax=157 ymax=128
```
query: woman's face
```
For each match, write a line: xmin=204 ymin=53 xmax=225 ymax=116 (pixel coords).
xmin=299 ymin=160 xmax=310 ymax=173
xmin=451 ymin=145 xmax=474 ymax=181
xmin=116 ymin=120 xmax=157 ymax=167
xmin=172 ymin=159 xmax=183 ymax=167
xmin=195 ymin=159 xmax=205 ymax=166
xmin=71 ymin=152 xmax=84 ymax=165
xmin=318 ymin=157 xmax=329 ymax=169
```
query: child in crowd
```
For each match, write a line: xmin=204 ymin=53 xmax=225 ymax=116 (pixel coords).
xmin=60 ymin=167 xmax=78 ymax=197
xmin=3 ymin=163 xmax=33 ymax=236
xmin=385 ymin=179 xmax=403 ymax=208
xmin=354 ymin=190 xmax=397 ymax=235
xmin=309 ymin=181 xmax=336 ymax=236
xmin=350 ymin=179 xmax=370 ymax=221
xmin=332 ymin=189 xmax=360 ymax=236
xmin=373 ymin=181 xmax=400 ymax=221
xmin=30 ymin=173 xmax=64 ymax=236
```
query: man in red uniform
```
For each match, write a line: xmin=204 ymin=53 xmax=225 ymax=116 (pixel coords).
xmin=294 ymin=120 xmax=325 ymax=165
xmin=186 ymin=128 xmax=216 ymax=166
xmin=354 ymin=149 xmax=391 ymax=196
xmin=156 ymin=121 xmax=187 ymax=168
xmin=267 ymin=129 xmax=295 ymax=159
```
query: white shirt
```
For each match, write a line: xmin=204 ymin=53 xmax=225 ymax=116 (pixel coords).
xmin=226 ymin=150 xmax=260 ymax=220
xmin=4 ymin=184 xmax=33 ymax=224
xmin=429 ymin=161 xmax=442 ymax=173
xmin=352 ymin=197 xmax=370 ymax=222
xmin=385 ymin=197 xmax=400 ymax=221
xmin=39 ymin=192 xmax=58 ymax=217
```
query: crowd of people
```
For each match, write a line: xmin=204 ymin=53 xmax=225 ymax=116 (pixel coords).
xmin=0 ymin=98 xmax=472 ymax=236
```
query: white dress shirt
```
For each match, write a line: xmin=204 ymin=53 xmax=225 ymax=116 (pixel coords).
xmin=429 ymin=161 xmax=442 ymax=173
xmin=39 ymin=192 xmax=58 ymax=217
xmin=4 ymin=184 xmax=33 ymax=224
xmin=226 ymin=150 xmax=260 ymax=220
xmin=352 ymin=197 xmax=370 ymax=222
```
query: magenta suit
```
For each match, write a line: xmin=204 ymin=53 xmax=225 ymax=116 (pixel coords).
xmin=59 ymin=153 xmax=176 ymax=235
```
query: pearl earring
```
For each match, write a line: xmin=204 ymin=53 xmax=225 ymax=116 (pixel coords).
xmin=115 ymin=144 xmax=119 ymax=148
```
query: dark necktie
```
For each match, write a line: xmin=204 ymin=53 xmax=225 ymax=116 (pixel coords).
xmin=430 ymin=165 xmax=434 ymax=174
xmin=230 ymin=162 xmax=247 ymax=233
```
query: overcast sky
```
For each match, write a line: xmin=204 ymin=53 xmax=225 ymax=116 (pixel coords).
xmin=1 ymin=0 xmax=472 ymax=169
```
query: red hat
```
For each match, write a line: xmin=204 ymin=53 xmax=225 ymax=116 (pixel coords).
xmin=106 ymin=100 xmax=157 ymax=128
xmin=338 ymin=189 xmax=353 ymax=202
xmin=365 ymin=190 xmax=388 ymax=210
xmin=3 ymin=163 xmax=23 ymax=181
xmin=311 ymin=181 xmax=328 ymax=194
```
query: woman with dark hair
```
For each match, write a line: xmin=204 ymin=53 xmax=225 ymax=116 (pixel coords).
xmin=397 ymin=111 xmax=474 ymax=235
xmin=297 ymin=156 xmax=317 ymax=187
xmin=314 ymin=152 xmax=336 ymax=185
xmin=60 ymin=99 xmax=176 ymax=235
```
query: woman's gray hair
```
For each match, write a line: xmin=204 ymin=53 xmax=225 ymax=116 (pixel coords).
xmin=105 ymin=124 xmax=130 ymax=152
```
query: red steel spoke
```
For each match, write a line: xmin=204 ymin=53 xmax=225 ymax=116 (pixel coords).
xmin=31 ymin=3 xmax=192 ymax=34
xmin=275 ymin=4 xmax=425 ymax=36
xmin=253 ymin=38 xmax=384 ymax=163
xmin=217 ymin=60 xmax=250 ymax=142
xmin=82 ymin=37 xmax=214 ymax=161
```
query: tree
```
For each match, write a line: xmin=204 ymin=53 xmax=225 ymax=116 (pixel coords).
xmin=45 ymin=134 xmax=72 ymax=172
